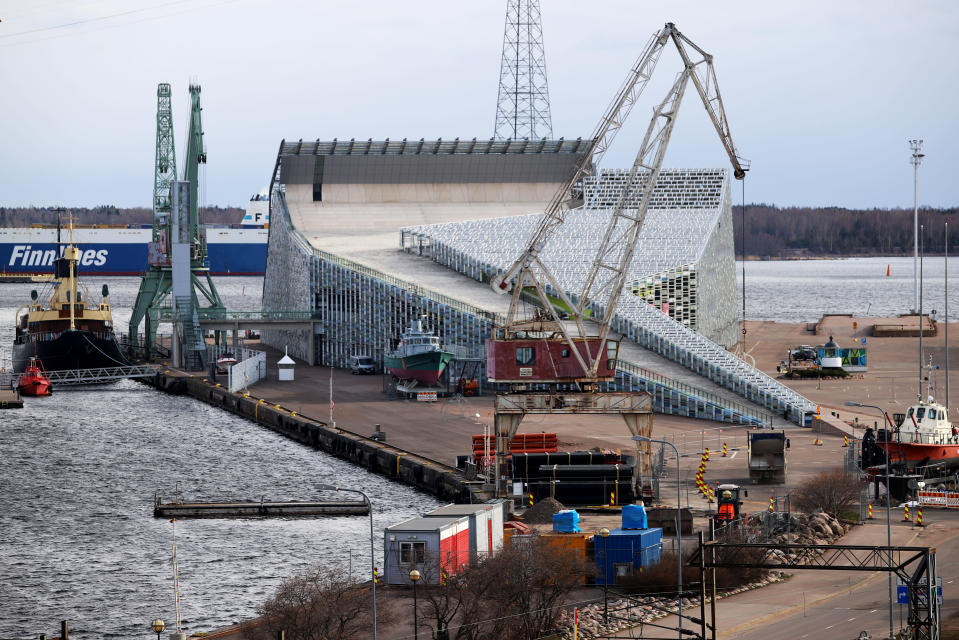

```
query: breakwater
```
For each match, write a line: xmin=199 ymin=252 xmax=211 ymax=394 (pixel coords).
xmin=147 ymin=371 xmax=490 ymax=504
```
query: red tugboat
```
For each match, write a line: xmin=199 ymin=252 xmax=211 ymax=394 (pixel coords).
xmin=17 ymin=357 xmax=52 ymax=396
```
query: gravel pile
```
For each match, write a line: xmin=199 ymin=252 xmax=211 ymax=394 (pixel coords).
xmin=521 ymin=497 xmax=566 ymax=524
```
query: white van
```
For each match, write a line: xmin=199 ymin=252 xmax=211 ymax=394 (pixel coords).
xmin=350 ymin=355 xmax=375 ymax=375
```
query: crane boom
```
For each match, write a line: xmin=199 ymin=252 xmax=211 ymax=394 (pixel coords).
xmin=486 ymin=23 xmax=748 ymax=386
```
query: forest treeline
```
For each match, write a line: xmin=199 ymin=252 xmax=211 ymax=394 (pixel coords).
xmin=0 ymin=205 xmax=243 ymax=228
xmin=734 ymin=205 xmax=959 ymax=258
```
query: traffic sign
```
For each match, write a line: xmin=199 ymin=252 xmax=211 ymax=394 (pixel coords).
xmin=896 ymin=579 xmax=942 ymax=605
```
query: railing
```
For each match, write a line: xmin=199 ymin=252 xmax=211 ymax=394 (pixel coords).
xmin=617 ymin=360 xmax=773 ymax=427
xmin=42 ymin=365 xmax=159 ymax=385
xmin=152 ymin=307 xmax=315 ymax=323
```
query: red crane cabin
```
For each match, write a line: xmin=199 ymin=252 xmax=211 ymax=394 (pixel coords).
xmin=486 ymin=337 xmax=619 ymax=383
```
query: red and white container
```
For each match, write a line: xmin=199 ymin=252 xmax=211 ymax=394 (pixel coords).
xmin=384 ymin=516 xmax=471 ymax=585
xmin=423 ymin=503 xmax=505 ymax=561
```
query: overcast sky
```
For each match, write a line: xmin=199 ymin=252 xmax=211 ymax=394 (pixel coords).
xmin=0 ymin=0 xmax=955 ymax=209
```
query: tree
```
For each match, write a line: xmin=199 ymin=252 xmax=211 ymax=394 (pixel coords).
xmin=793 ymin=468 xmax=865 ymax=517
xmin=250 ymin=565 xmax=372 ymax=640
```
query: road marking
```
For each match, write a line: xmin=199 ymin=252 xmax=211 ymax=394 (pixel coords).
xmin=870 ymin=609 xmax=878 ymax=613
xmin=729 ymin=451 xmax=738 ymax=459
xmin=848 ymin=617 xmax=856 ymax=622
xmin=825 ymin=625 xmax=834 ymax=630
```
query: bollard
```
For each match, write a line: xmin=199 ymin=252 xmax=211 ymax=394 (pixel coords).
xmin=708 ymin=487 xmax=715 ymax=503
xmin=610 ymin=491 xmax=615 ymax=506
xmin=868 ymin=503 xmax=873 ymax=520
xmin=903 ymin=504 xmax=910 ymax=522
xmin=917 ymin=508 xmax=923 ymax=527
xmin=722 ymin=442 xmax=728 ymax=457
xmin=843 ymin=434 xmax=849 ymax=447
xmin=768 ymin=496 xmax=775 ymax=512
xmin=704 ymin=447 xmax=710 ymax=461
xmin=529 ymin=493 xmax=534 ymax=508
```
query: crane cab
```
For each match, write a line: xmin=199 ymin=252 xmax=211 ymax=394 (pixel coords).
xmin=486 ymin=337 xmax=619 ymax=384
xmin=715 ymin=483 xmax=746 ymax=522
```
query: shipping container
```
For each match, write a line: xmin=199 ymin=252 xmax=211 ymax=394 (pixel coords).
xmin=594 ymin=528 xmax=663 ymax=585
xmin=423 ymin=503 xmax=504 ymax=561
xmin=538 ymin=531 xmax=595 ymax=584
xmin=383 ymin=516 xmax=471 ymax=585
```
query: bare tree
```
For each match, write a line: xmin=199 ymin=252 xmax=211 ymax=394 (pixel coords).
xmin=250 ymin=565 xmax=372 ymax=640
xmin=792 ymin=468 xmax=865 ymax=517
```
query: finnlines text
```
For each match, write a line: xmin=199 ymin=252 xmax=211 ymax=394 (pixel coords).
xmin=9 ymin=245 xmax=109 ymax=267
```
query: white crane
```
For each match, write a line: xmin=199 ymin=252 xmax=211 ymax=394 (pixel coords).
xmin=487 ymin=23 xmax=749 ymax=387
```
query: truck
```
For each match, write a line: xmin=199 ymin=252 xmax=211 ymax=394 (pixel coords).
xmin=748 ymin=430 xmax=786 ymax=484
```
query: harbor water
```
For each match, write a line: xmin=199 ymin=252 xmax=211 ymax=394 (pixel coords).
xmin=739 ymin=255 xmax=959 ymax=323
xmin=0 ymin=277 xmax=442 ymax=640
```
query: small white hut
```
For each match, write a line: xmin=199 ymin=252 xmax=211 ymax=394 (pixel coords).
xmin=277 ymin=347 xmax=296 ymax=381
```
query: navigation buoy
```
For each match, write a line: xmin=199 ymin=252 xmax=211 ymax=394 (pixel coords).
xmin=886 ymin=264 xmax=891 ymax=277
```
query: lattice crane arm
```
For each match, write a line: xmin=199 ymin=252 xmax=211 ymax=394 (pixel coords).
xmin=485 ymin=23 xmax=748 ymax=385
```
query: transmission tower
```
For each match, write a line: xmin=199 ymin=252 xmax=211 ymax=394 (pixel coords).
xmin=153 ymin=83 xmax=176 ymax=242
xmin=493 ymin=0 xmax=553 ymax=140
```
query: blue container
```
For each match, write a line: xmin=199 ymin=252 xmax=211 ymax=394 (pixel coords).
xmin=594 ymin=527 xmax=663 ymax=585
xmin=622 ymin=503 xmax=648 ymax=529
xmin=552 ymin=509 xmax=581 ymax=533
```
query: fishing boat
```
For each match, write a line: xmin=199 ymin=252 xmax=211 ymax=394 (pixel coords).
xmin=17 ymin=357 xmax=52 ymax=396
xmin=12 ymin=220 xmax=129 ymax=373
xmin=384 ymin=320 xmax=454 ymax=386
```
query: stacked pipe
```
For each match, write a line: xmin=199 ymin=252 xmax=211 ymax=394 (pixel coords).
xmin=512 ymin=452 xmax=636 ymax=505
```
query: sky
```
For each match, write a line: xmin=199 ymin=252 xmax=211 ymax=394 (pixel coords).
xmin=0 ymin=0 xmax=956 ymax=210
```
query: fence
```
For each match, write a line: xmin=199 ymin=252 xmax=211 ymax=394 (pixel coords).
xmin=208 ymin=345 xmax=267 ymax=393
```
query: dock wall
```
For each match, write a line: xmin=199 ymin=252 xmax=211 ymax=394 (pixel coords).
xmin=146 ymin=372 xmax=488 ymax=504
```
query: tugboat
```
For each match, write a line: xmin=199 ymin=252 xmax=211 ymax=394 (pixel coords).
xmin=384 ymin=319 xmax=454 ymax=386
xmin=17 ymin=357 xmax=52 ymax=396
xmin=12 ymin=219 xmax=129 ymax=373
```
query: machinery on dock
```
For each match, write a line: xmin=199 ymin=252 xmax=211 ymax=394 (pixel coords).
xmin=487 ymin=23 xmax=749 ymax=497
xmin=748 ymin=430 xmax=787 ymax=484
xmin=714 ymin=483 xmax=747 ymax=522
xmin=129 ymin=83 xmax=224 ymax=368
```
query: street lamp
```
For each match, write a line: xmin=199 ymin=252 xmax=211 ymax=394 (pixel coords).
xmin=151 ymin=619 xmax=165 ymax=640
xmin=410 ymin=569 xmax=421 ymax=640
xmin=844 ymin=400 xmax=895 ymax=640
xmin=599 ymin=527 xmax=610 ymax=625
xmin=633 ymin=436 xmax=683 ymax=640
xmin=316 ymin=483 xmax=377 ymax=640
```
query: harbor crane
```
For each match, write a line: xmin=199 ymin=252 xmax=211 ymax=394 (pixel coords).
xmin=487 ymin=23 xmax=749 ymax=496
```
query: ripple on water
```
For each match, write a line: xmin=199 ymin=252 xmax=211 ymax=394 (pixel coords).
xmin=1 ymin=276 xmax=442 ymax=639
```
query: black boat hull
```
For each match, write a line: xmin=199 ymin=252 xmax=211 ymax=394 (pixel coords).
xmin=13 ymin=330 xmax=129 ymax=373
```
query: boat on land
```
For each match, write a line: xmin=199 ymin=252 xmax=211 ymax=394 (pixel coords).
xmin=16 ymin=357 xmax=52 ymax=396
xmin=216 ymin=352 xmax=238 ymax=373
xmin=384 ymin=320 xmax=454 ymax=386
xmin=12 ymin=222 xmax=129 ymax=373
xmin=863 ymin=395 xmax=959 ymax=475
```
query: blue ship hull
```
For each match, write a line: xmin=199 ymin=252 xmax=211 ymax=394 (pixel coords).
xmin=0 ymin=241 xmax=266 ymax=275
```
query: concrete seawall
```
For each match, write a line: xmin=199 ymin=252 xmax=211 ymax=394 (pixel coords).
xmin=146 ymin=372 xmax=489 ymax=504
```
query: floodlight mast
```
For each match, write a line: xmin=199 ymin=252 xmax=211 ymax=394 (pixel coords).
xmin=488 ymin=23 xmax=749 ymax=385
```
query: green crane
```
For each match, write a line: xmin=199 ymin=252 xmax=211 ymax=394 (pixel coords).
xmin=129 ymin=83 xmax=223 ymax=362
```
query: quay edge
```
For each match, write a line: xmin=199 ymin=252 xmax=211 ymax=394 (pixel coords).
xmin=144 ymin=371 xmax=492 ymax=504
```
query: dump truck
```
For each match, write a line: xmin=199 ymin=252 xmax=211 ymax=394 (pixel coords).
xmin=748 ymin=430 xmax=786 ymax=484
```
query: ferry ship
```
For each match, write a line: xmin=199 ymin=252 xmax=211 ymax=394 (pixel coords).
xmin=0 ymin=197 xmax=269 ymax=276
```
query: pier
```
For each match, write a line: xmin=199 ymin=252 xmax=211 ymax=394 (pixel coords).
xmin=154 ymin=496 xmax=369 ymax=518
xmin=0 ymin=387 xmax=23 ymax=409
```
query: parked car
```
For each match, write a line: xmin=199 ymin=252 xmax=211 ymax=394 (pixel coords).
xmin=790 ymin=345 xmax=817 ymax=361
xmin=350 ymin=355 xmax=375 ymax=375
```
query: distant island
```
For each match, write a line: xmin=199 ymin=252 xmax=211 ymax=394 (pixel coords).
xmin=0 ymin=205 xmax=243 ymax=228
xmin=734 ymin=204 xmax=959 ymax=259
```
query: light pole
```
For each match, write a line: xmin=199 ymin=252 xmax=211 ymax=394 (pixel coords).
xmin=844 ymin=400 xmax=895 ymax=640
xmin=633 ymin=436 xmax=683 ymax=639
xmin=151 ymin=619 xmax=165 ymax=640
xmin=910 ymin=139 xmax=925 ymax=313
xmin=410 ymin=569 xmax=421 ymax=640
xmin=599 ymin=527 xmax=610 ymax=625
xmin=316 ymin=483 xmax=376 ymax=640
